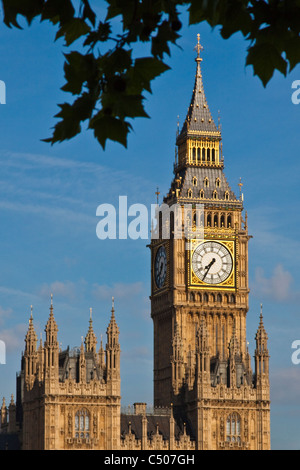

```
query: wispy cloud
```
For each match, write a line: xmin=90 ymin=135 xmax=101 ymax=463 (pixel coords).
xmin=0 ymin=150 xmax=155 ymax=233
xmin=252 ymin=264 xmax=297 ymax=303
xmin=38 ymin=279 xmax=87 ymax=302
xmin=92 ymin=281 xmax=144 ymax=301
xmin=0 ymin=306 xmax=12 ymax=325
xmin=271 ymin=367 xmax=300 ymax=405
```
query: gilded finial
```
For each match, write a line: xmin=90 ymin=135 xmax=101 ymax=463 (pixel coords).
xmin=195 ymin=33 xmax=203 ymax=61
xmin=155 ymin=187 xmax=160 ymax=205
xmin=238 ymin=177 xmax=243 ymax=200
xmin=90 ymin=307 xmax=92 ymax=320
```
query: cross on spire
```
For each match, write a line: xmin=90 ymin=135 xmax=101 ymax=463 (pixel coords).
xmin=195 ymin=33 xmax=203 ymax=61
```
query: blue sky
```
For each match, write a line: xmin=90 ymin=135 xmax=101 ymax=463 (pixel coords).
xmin=0 ymin=3 xmax=300 ymax=450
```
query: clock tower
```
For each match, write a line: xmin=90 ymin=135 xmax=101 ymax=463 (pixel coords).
xmin=150 ymin=36 xmax=270 ymax=450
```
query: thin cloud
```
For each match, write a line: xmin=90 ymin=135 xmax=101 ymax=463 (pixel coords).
xmin=38 ymin=280 xmax=87 ymax=302
xmin=271 ymin=367 xmax=300 ymax=405
xmin=92 ymin=281 xmax=144 ymax=301
xmin=252 ymin=264 xmax=295 ymax=302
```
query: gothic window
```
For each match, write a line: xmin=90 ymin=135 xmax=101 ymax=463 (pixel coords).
xmin=214 ymin=214 xmax=218 ymax=227
xmin=204 ymin=177 xmax=209 ymax=187
xmin=192 ymin=147 xmax=196 ymax=162
xmin=225 ymin=191 xmax=229 ymax=201
xmin=200 ymin=189 xmax=204 ymax=199
xmin=203 ymin=293 xmax=209 ymax=303
xmin=220 ymin=214 xmax=225 ymax=227
xmin=202 ymin=148 xmax=205 ymax=161
xmin=226 ymin=413 xmax=241 ymax=443
xmin=212 ymin=148 xmax=215 ymax=162
xmin=207 ymin=213 xmax=211 ymax=227
xmin=216 ymin=178 xmax=221 ymax=188
xmin=217 ymin=293 xmax=222 ymax=303
xmin=227 ymin=214 xmax=232 ymax=227
xmin=197 ymin=147 xmax=201 ymax=163
xmin=213 ymin=190 xmax=218 ymax=200
xmin=207 ymin=148 xmax=210 ymax=162
xmin=193 ymin=177 xmax=197 ymax=186
xmin=188 ymin=189 xmax=193 ymax=198
xmin=75 ymin=409 xmax=90 ymax=439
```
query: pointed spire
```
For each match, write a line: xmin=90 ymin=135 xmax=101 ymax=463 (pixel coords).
xmin=178 ymin=34 xmax=220 ymax=139
xmin=99 ymin=334 xmax=106 ymax=370
xmin=228 ymin=320 xmax=240 ymax=358
xmin=107 ymin=296 xmax=119 ymax=339
xmin=45 ymin=294 xmax=58 ymax=341
xmin=25 ymin=305 xmax=38 ymax=352
xmin=255 ymin=304 xmax=269 ymax=386
xmin=255 ymin=304 xmax=268 ymax=344
xmin=85 ymin=307 xmax=97 ymax=353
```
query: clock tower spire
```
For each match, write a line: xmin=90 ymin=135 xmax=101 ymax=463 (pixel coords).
xmin=150 ymin=35 xmax=270 ymax=450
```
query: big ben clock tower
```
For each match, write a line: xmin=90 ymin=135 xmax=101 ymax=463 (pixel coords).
xmin=150 ymin=35 xmax=270 ymax=450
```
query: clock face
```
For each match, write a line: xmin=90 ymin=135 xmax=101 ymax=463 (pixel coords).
xmin=154 ymin=245 xmax=167 ymax=289
xmin=192 ymin=241 xmax=233 ymax=284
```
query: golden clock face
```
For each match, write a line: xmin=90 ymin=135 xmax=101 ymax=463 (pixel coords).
xmin=192 ymin=241 xmax=233 ymax=285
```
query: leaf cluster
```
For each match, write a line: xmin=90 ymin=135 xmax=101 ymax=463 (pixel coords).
xmin=2 ymin=0 xmax=300 ymax=148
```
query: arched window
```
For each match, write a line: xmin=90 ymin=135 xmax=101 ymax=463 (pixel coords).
xmin=204 ymin=177 xmax=209 ymax=187
xmin=214 ymin=214 xmax=218 ymax=227
xmin=217 ymin=293 xmax=222 ymax=303
xmin=202 ymin=148 xmax=205 ymax=161
xmin=192 ymin=147 xmax=196 ymax=162
xmin=220 ymin=214 xmax=225 ymax=227
xmin=226 ymin=413 xmax=241 ymax=443
xmin=212 ymin=148 xmax=215 ymax=162
xmin=188 ymin=189 xmax=193 ymax=198
xmin=75 ymin=409 xmax=90 ymax=439
xmin=227 ymin=215 xmax=232 ymax=228
xmin=216 ymin=178 xmax=221 ymax=188
xmin=213 ymin=190 xmax=218 ymax=200
xmin=193 ymin=176 xmax=197 ymax=186
xmin=225 ymin=191 xmax=229 ymax=201
xmin=207 ymin=148 xmax=210 ymax=162
xmin=207 ymin=213 xmax=212 ymax=227
xmin=200 ymin=189 xmax=205 ymax=199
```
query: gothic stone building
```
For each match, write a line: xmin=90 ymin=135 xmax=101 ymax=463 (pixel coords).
xmin=0 ymin=37 xmax=270 ymax=450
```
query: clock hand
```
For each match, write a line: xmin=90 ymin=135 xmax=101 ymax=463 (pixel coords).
xmin=202 ymin=258 xmax=216 ymax=281
xmin=159 ymin=261 xmax=164 ymax=275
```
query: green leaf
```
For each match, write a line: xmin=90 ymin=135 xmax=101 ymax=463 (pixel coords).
xmin=129 ymin=57 xmax=170 ymax=93
xmin=44 ymin=103 xmax=81 ymax=144
xmin=151 ymin=20 xmax=180 ymax=58
xmin=83 ymin=21 xmax=111 ymax=47
xmin=89 ymin=114 xmax=132 ymax=149
xmin=284 ymin=36 xmax=300 ymax=72
xmin=41 ymin=0 xmax=75 ymax=25
xmin=62 ymin=51 xmax=96 ymax=95
xmin=246 ymin=42 xmax=288 ymax=86
xmin=55 ymin=17 xmax=90 ymax=46
xmin=80 ymin=0 xmax=96 ymax=27
xmin=2 ymin=0 xmax=44 ymax=27
xmin=102 ymin=93 xmax=149 ymax=119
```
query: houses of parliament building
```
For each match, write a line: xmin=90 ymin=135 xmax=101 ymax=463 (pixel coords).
xmin=0 ymin=37 xmax=271 ymax=450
